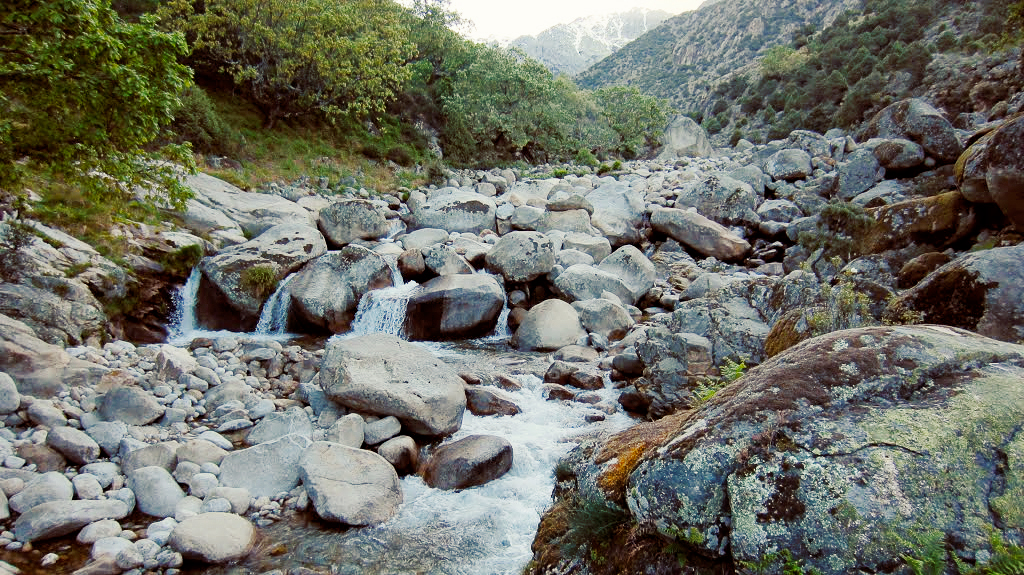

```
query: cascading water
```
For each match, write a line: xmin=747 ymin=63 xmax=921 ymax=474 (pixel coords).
xmin=167 ymin=266 xmax=201 ymax=342
xmin=347 ymin=281 xmax=420 ymax=338
xmin=255 ymin=272 xmax=297 ymax=335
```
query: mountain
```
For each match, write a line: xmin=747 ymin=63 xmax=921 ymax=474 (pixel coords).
xmin=576 ymin=0 xmax=860 ymax=111
xmin=510 ymin=8 xmax=671 ymax=76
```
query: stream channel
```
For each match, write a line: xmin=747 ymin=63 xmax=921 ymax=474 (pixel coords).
xmin=166 ymin=259 xmax=634 ymax=575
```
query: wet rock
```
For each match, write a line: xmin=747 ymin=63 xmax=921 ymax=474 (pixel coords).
xmin=404 ymin=274 xmax=504 ymax=341
xmin=511 ymin=299 xmax=588 ymax=352
xmin=168 ymin=513 xmax=256 ymax=563
xmin=465 ymin=386 xmax=521 ymax=416
xmin=298 ymin=442 xmax=402 ymax=525
xmin=422 ymin=435 xmax=513 ymax=490
xmin=289 ymin=247 xmax=394 ymax=333
xmin=320 ymin=333 xmax=466 ymax=436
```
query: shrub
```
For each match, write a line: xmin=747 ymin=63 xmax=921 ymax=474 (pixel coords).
xmin=161 ymin=244 xmax=204 ymax=276
xmin=574 ymin=148 xmax=599 ymax=167
xmin=0 ymin=217 xmax=34 ymax=283
xmin=562 ymin=495 xmax=631 ymax=553
xmin=239 ymin=265 xmax=278 ymax=298
xmin=169 ymin=86 xmax=239 ymax=156
xmin=807 ymin=268 xmax=876 ymax=336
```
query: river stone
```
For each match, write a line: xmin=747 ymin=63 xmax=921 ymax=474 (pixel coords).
xmin=320 ymin=333 xmax=466 ymax=437
xmin=121 ymin=442 xmax=177 ymax=475
xmin=587 ymin=181 xmax=646 ymax=247
xmin=245 ymin=407 xmax=312 ymax=446
xmin=198 ymin=223 xmax=328 ymax=326
xmin=555 ymin=249 xmax=595 ymax=269
xmin=218 ymin=434 xmax=311 ymax=498
xmin=484 ymin=231 xmax=555 ymax=283
xmin=553 ymin=264 xmax=633 ymax=304
xmin=626 ymin=325 xmax=1024 ymax=574
xmin=465 ymin=386 xmax=521 ymax=416
xmin=676 ymin=174 xmax=758 ymax=227
xmin=299 ymin=442 xmax=402 ymax=525
xmin=176 ymin=440 xmax=228 ymax=466
xmin=407 ymin=188 xmax=496 ymax=234
xmin=45 ymin=427 xmax=100 ymax=465
xmin=571 ymin=298 xmax=634 ymax=341
xmin=862 ymin=98 xmax=963 ymax=162
xmin=765 ymin=149 xmax=812 ymax=181
xmin=885 ymin=244 xmax=1024 ymax=343
xmin=0 ymin=373 xmax=19 ymax=414
xmin=168 ymin=513 xmax=256 ymax=563
xmin=86 ymin=422 xmax=127 ymax=458
xmin=404 ymin=274 xmax=504 ymax=341
xmin=421 ymin=244 xmax=474 ymax=276
xmin=317 ymin=199 xmax=390 ymax=247
xmin=207 ymin=487 xmax=252 ymax=515
xmin=657 ymin=115 xmax=713 ymax=159
xmin=127 ymin=467 xmax=184 ymax=518
xmin=0 ymin=313 xmax=108 ymax=397
xmin=650 ymin=208 xmax=751 ymax=261
xmin=325 ymin=414 xmax=364 ymax=448
xmin=596 ymin=246 xmax=656 ymax=305
xmin=399 ymin=228 xmax=450 ymax=252
xmin=9 ymin=471 xmax=73 ymax=514
xmin=511 ymin=299 xmax=587 ymax=352
xmin=14 ymin=499 xmax=130 ymax=542
xmin=155 ymin=345 xmax=198 ymax=382
xmin=78 ymin=519 xmax=123 ymax=545
xmin=376 ymin=436 xmax=418 ymax=475
xmin=98 ymin=386 xmax=164 ymax=426
xmin=422 ymin=435 xmax=513 ymax=490
xmin=562 ymin=233 xmax=612 ymax=263
xmin=289 ymin=246 xmax=394 ymax=334
xmin=363 ymin=416 xmax=402 ymax=446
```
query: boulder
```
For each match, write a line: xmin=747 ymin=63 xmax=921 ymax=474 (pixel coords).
xmin=511 ymin=299 xmax=587 ymax=352
xmin=465 ymin=386 xmax=521 ymax=416
xmin=9 ymin=471 xmax=73 ymax=514
xmin=571 ymin=298 xmax=634 ymax=341
xmin=184 ymin=172 xmax=313 ymax=235
xmin=127 ymin=467 xmax=184 ymax=518
xmin=317 ymin=199 xmax=390 ymax=247
xmin=657 ymin=115 xmax=713 ymax=159
xmin=0 ymin=314 xmax=108 ymax=397
xmin=836 ymin=149 xmax=884 ymax=200
xmin=885 ymin=244 xmax=1024 ymax=343
xmin=562 ymin=233 xmax=612 ymax=263
xmin=587 ymin=182 xmax=646 ymax=247
xmin=45 ymin=427 xmax=100 ymax=465
xmin=245 ymin=407 xmax=313 ymax=446
xmin=625 ymin=325 xmax=1024 ymax=574
xmin=320 ymin=334 xmax=466 ymax=436
xmin=862 ymin=98 xmax=963 ymax=162
xmin=421 ymin=435 xmax=514 ymax=490
xmin=168 ymin=513 xmax=256 ymax=563
xmin=404 ymin=274 xmax=504 ymax=340
xmin=0 ymin=283 xmax=106 ymax=347
xmin=398 ymin=228 xmax=449 ymax=252
xmin=897 ymin=251 xmax=952 ymax=289
xmin=14 ymin=499 xmax=130 ymax=543
xmin=764 ymin=149 xmax=812 ymax=181
xmin=406 ymin=188 xmax=496 ymax=234
xmin=218 ymin=434 xmax=312 ymax=498
xmin=198 ymin=223 xmax=327 ymax=326
xmin=596 ymin=246 xmax=656 ymax=304
xmin=954 ymin=114 xmax=1024 ymax=229
xmin=98 ymin=387 xmax=164 ymax=426
xmin=376 ymin=436 xmax=419 ymax=475
xmin=863 ymin=191 xmax=975 ymax=254
xmin=633 ymin=326 xmax=714 ymax=418
xmin=865 ymin=137 xmax=925 ymax=170
xmin=675 ymin=175 xmax=758 ymax=227
xmin=288 ymin=247 xmax=393 ymax=333
xmin=553 ymin=265 xmax=633 ymax=304
xmin=421 ymin=244 xmax=474 ymax=276
xmin=756 ymin=199 xmax=802 ymax=223
xmin=298 ymin=442 xmax=402 ymax=525
xmin=650 ymin=208 xmax=751 ymax=261
xmin=484 ymin=231 xmax=555 ymax=283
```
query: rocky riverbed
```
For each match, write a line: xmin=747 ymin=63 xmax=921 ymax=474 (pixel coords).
xmin=0 ymin=97 xmax=1022 ymax=575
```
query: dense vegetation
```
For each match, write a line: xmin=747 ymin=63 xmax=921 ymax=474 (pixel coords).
xmin=696 ymin=0 xmax=1024 ymax=142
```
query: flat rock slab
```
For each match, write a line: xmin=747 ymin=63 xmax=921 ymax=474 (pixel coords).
xmin=299 ymin=442 xmax=402 ymax=526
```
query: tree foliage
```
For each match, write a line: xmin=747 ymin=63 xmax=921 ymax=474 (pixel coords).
xmin=161 ymin=0 xmax=414 ymax=127
xmin=594 ymin=86 xmax=673 ymax=158
xmin=0 ymin=0 xmax=195 ymax=209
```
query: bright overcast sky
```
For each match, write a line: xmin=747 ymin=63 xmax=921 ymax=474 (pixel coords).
xmin=447 ymin=1 xmax=705 ymax=40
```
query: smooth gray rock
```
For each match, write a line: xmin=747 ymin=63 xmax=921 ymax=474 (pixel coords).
xmin=320 ymin=334 xmax=466 ymax=437
xmin=98 ymin=387 xmax=164 ymax=426
xmin=168 ymin=512 xmax=256 ymax=563
xmin=9 ymin=471 xmax=73 ymax=514
xmin=298 ymin=442 xmax=402 ymax=525
xmin=675 ymin=174 xmax=758 ymax=227
xmin=325 ymin=414 xmax=364 ymax=448
xmin=421 ymin=435 xmax=513 ymax=490
xmin=511 ymin=299 xmax=588 ymax=352
xmin=362 ymin=416 xmax=402 ymax=446
xmin=657 ymin=115 xmax=713 ymax=159
xmin=399 ymin=228 xmax=449 ymax=252
xmin=596 ymin=245 xmax=656 ymax=304
xmin=45 ymin=426 xmax=100 ymax=465
xmin=571 ymin=298 xmax=634 ymax=341
xmin=288 ymin=246 xmax=394 ymax=334
xmin=562 ymin=233 xmax=611 ymax=263
xmin=422 ymin=244 xmax=474 ymax=276
xmin=765 ymin=149 xmax=813 ymax=181
xmin=587 ymin=182 xmax=646 ymax=247
xmin=836 ymin=148 xmax=884 ymax=200
xmin=176 ymin=439 xmax=228 ymax=466
xmin=650 ymin=208 xmax=751 ymax=262
xmin=553 ymin=264 xmax=633 ymax=304
xmin=317 ymin=199 xmax=389 ymax=246
xmin=218 ymin=433 xmax=312 ymax=498
xmin=245 ymin=408 xmax=312 ymax=446
xmin=127 ymin=466 xmax=184 ymax=518
xmin=376 ymin=436 xmax=418 ymax=474
xmin=407 ymin=188 xmax=496 ymax=234
xmin=0 ymin=373 xmax=20 ymax=414
xmin=14 ymin=499 xmax=129 ymax=542
xmin=121 ymin=442 xmax=177 ymax=475
xmin=484 ymin=231 xmax=555 ymax=282
xmin=0 ymin=313 xmax=108 ymax=397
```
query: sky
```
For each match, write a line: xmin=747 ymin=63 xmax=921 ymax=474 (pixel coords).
xmin=446 ymin=1 xmax=706 ymax=40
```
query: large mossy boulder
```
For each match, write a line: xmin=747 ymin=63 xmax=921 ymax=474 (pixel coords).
xmin=862 ymin=98 xmax=963 ymax=163
xmin=625 ymin=325 xmax=1024 ymax=573
xmin=885 ymin=244 xmax=1024 ymax=343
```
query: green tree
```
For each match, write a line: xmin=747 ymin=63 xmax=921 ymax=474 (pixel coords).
xmin=593 ymin=86 xmax=673 ymax=158
xmin=1 ymin=0 xmax=195 ymax=209
xmin=162 ymin=0 xmax=414 ymax=128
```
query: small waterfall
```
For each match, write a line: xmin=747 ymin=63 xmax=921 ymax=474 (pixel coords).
xmin=382 ymin=254 xmax=405 ymax=287
xmin=348 ymin=281 xmax=420 ymax=338
xmin=255 ymin=273 xmax=298 ymax=335
xmin=475 ymin=270 xmax=512 ymax=340
xmin=168 ymin=266 xmax=201 ymax=341
xmin=385 ymin=219 xmax=406 ymax=240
